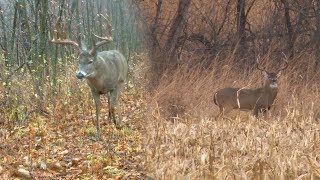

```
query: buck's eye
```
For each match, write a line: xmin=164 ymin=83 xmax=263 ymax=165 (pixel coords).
xmin=88 ymin=60 xmax=93 ymax=64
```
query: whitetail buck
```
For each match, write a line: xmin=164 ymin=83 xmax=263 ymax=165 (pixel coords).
xmin=50 ymin=16 xmax=128 ymax=140
xmin=213 ymin=60 xmax=288 ymax=117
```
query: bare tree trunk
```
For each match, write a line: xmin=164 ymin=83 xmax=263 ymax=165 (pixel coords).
xmin=314 ymin=0 xmax=320 ymax=70
xmin=281 ymin=0 xmax=294 ymax=58
xmin=151 ymin=0 xmax=162 ymax=51
xmin=7 ymin=2 xmax=19 ymax=70
xmin=236 ymin=0 xmax=246 ymax=57
xmin=52 ymin=0 xmax=66 ymax=91
xmin=17 ymin=0 xmax=31 ymax=54
xmin=164 ymin=0 xmax=192 ymax=64
xmin=0 ymin=6 xmax=8 ymax=66
xmin=17 ymin=0 xmax=47 ymax=111
xmin=36 ymin=0 xmax=48 ymax=107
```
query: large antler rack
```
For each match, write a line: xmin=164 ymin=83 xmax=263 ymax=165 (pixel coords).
xmin=256 ymin=57 xmax=289 ymax=73
xmin=49 ymin=17 xmax=82 ymax=52
xmin=89 ymin=14 xmax=113 ymax=55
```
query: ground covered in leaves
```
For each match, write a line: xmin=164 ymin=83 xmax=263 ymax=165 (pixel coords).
xmin=0 ymin=79 xmax=148 ymax=179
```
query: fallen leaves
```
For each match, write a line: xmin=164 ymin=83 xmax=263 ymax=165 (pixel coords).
xmin=0 ymin=78 xmax=146 ymax=179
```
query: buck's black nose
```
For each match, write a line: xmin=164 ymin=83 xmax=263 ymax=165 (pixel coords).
xmin=76 ymin=72 xmax=85 ymax=79
xmin=269 ymin=77 xmax=277 ymax=82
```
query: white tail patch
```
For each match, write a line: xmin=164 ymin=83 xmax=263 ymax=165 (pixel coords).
xmin=236 ymin=87 xmax=247 ymax=109
xmin=214 ymin=92 xmax=220 ymax=106
xmin=236 ymin=89 xmax=242 ymax=109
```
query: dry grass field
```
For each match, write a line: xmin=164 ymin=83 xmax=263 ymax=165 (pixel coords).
xmin=141 ymin=52 xmax=320 ymax=179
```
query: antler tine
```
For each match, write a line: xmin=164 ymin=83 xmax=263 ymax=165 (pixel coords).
xmin=49 ymin=17 xmax=82 ymax=52
xmin=256 ymin=56 xmax=266 ymax=72
xmin=279 ymin=59 xmax=288 ymax=71
xmin=90 ymin=14 xmax=113 ymax=55
xmin=49 ymin=16 xmax=60 ymax=41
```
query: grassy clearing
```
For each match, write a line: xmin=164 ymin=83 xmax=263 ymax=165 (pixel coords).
xmin=141 ymin=52 xmax=320 ymax=179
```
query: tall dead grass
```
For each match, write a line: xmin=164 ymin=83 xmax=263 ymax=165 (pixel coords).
xmin=141 ymin=51 xmax=320 ymax=179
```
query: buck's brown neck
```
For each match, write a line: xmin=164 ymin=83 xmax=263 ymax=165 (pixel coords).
xmin=262 ymin=83 xmax=278 ymax=98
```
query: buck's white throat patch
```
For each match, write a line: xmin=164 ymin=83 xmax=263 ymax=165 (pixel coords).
xmin=270 ymin=83 xmax=278 ymax=88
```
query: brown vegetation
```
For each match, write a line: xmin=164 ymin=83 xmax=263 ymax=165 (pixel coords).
xmin=136 ymin=2 xmax=320 ymax=177
xmin=141 ymin=52 xmax=320 ymax=178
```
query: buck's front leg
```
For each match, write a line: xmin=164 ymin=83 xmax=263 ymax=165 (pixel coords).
xmin=92 ymin=92 xmax=101 ymax=140
xmin=260 ymin=107 xmax=269 ymax=118
xmin=107 ymin=92 xmax=112 ymax=123
xmin=110 ymin=88 xmax=122 ymax=128
xmin=254 ymin=105 xmax=270 ymax=119
xmin=253 ymin=107 xmax=260 ymax=118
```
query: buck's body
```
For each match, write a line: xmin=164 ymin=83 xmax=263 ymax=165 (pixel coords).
xmin=85 ymin=50 xmax=127 ymax=94
xmin=50 ymin=15 xmax=128 ymax=140
xmin=213 ymin=60 xmax=287 ymax=118
xmin=77 ymin=49 xmax=128 ymax=139
xmin=214 ymin=86 xmax=278 ymax=116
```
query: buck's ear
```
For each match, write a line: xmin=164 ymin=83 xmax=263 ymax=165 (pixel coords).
xmin=262 ymin=71 xmax=268 ymax=79
xmin=276 ymin=71 xmax=282 ymax=78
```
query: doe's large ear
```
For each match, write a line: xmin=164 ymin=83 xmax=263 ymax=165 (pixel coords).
xmin=276 ymin=71 xmax=282 ymax=78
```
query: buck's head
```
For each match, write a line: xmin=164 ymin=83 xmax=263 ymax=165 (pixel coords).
xmin=76 ymin=50 xmax=97 ymax=80
xmin=49 ymin=15 xmax=113 ymax=80
xmin=257 ymin=60 xmax=288 ymax=89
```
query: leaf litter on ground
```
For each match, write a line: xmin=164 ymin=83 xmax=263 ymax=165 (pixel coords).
xmin=0 ymin=79 xmax=149 ymax=179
